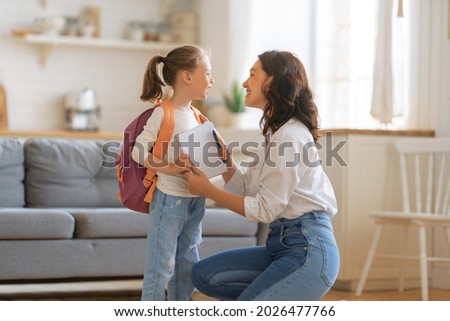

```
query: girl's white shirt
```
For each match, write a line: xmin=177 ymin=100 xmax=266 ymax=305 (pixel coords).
xmin=225 ymin=119 xmax=338 ymax=223
xmin=131 ymin=106 xmax=200 ymax=197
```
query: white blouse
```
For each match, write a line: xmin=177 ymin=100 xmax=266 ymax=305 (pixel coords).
xmin=224 ymin=119 xmax=338 ymax=223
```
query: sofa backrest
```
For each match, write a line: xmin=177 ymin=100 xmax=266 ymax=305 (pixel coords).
xmin=24 ymin=138 xmax=122 ymax=208
xmin=0 ymin=138 xmax=25 ymax=207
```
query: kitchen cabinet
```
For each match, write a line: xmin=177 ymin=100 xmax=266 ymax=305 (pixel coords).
xmin=317 ymin=130 xmax=437 ymax=291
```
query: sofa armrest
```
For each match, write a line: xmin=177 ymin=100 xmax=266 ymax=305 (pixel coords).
xmin=256 ymin=223 xmax=269 ymax=245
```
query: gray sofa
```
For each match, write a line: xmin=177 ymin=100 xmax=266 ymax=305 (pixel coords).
xmin=0 ymin=137 xmax=266 ymax=282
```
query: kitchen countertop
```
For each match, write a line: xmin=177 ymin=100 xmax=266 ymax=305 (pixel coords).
xmin=0 ymin=130 xmax=123 ymax=140
xmin=319 ymin=128 xmax=435 ymax=137
xmin=0 ymin=128 xmax=435 ymax=140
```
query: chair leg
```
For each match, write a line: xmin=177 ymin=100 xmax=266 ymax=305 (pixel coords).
xmin=418 ymin=226 xmax=429 ymax=301
xmin=398 ymin=225 xmax=409 ymax=292
xmin=356 ymin=224 xmax=382 ymax=296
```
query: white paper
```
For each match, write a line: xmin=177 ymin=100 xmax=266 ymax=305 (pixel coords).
xmin=175 ymin=122 xmax=227 ymax=178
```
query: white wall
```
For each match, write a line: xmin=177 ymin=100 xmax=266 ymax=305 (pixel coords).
xmin=0 ymin=0 xmax=162 ymax=132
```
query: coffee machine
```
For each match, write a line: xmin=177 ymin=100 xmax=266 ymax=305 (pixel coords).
xmin=64 ymin=88 xmax=101 ymax=131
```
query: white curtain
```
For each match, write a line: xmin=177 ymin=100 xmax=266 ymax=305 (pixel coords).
xmin=227 ymin=0 xmax=257 ymax=86
xmin=370 ymin=0 xmax=394 ymax=124
xmin=199 ymin=0 xmax=447 ymax=132
xmin=406 ymin=0 xmax=442 ymax=130
xmin=315 ymin=0 xmax=378 ymax=129
xmin=315 ymin=0 xmax=447 ymax=130
xmin=370 ymin=0 xmax=409 ymax=125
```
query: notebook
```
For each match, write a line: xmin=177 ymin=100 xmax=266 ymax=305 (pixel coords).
xmin=175 ymin=122 xmax=227 ymax=178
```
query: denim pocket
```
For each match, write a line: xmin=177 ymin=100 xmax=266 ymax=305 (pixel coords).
xmin=279 ymin=225 xmax=308 ymax=249
xmin=318 ymin=238 xmax=340 ymax=287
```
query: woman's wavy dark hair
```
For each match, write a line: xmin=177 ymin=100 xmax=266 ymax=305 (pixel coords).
xmin=258 ymin=51 xmax=320 ymax=142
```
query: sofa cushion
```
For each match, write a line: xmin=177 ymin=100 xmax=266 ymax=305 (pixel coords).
xmin=24 ymin=138 xmax=122 ymax=208
xmin=0 ymin=138 xmax=25 ymax=207
xmin=0 ymin=208 xmax=74 ymax=239
xmin=202 ymin=208 xmax=258 ymax=236
xmin=69 ymin=208 xmax=258 ymax=239
xmin=69 ymin=208 xmax=148 ymax=238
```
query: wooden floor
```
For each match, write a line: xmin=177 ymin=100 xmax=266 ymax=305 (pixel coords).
xmin=193 ymin=289 xmax=450 ymax=301
xmin=1 ymin=280 xmax=450 ymax=301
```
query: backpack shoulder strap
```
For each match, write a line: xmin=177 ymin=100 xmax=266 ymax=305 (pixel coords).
xmin=190 ymin=105 xmax=209 ymax=124
xmin=143 ymin=101 xmax=175 ymax=203
xmin=152 ymin=101 xmax=175 ymax=159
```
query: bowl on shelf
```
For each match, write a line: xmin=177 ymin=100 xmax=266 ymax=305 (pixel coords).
xmin=35 ymin=16 xmax=66 ymax=36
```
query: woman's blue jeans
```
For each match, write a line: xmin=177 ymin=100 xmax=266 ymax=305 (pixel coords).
xmin=192 ymin=211 xmax=340 ymax=301
xmin=141 ymin=188 xmax=205 ymax=301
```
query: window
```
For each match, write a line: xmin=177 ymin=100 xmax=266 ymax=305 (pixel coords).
xmin=315 ymin=0 xmax=377 ymax=129
xmin=240 ymin=0 xmax=412 ymax=130
xmin=315 ymin=0 xmax=410 ymax=129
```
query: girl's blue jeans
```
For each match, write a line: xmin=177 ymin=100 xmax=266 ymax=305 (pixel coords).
xmin=141 ymin=188 xmax=205 ymax=301
xmin=192 ymin=211 xmax=340 ymax=301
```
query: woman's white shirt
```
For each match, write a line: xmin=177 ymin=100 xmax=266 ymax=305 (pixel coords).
xmin=225 ymin=119 xmax=338 ymax=223
xmin=131 ymin=106 xmax=200 ymax=197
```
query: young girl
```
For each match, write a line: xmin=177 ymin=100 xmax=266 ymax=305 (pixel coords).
xmin=131 ymin=45 xmax=214 ymax=301
xmin=185 ymin=50 xmax=339 ymax=300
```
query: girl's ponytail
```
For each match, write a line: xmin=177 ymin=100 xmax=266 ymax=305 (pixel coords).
xmin=140 ymin=55 xmax=165 ymax=102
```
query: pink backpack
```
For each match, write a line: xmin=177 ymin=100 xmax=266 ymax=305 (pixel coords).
xmin=115 ymin=101 xmax=207 ymax=213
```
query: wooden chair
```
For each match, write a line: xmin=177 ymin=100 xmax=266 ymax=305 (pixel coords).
xmin=355 ymin=137 xmax=450 ymax=300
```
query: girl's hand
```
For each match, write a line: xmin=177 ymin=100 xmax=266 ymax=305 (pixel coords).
xmin=184 ymin=166 xmax=212 ymax=197
xmin=185 ymin=164 xmax=246 ymax=216
xmin=175 ymin=154 xmax=191 ymax=169
xmin=168 ymin=154 xmax=191 ymax=175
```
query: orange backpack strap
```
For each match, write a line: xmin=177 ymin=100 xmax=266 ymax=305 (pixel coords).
xmin=143 ymin=101 xmax=175 ymax=203
xmin=190 ymin=105 xmax=209 ymax=124
xmin=153 ymin=101 xmax=175 ymax=159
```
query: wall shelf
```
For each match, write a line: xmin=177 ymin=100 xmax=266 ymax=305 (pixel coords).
xmin=21 ymin=34 xmax=182 ymax=66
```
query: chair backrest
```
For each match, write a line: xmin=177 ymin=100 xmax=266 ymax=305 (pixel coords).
xmin=394 ymin=137 xmax=450 ymax=216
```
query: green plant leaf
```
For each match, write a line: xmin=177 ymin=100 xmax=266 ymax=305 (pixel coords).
xmin=223 ymin=81 xmax=246 ymax=113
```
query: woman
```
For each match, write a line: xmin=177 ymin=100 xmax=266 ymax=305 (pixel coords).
xmin=184 ymin=50 xmax=339 ymax=301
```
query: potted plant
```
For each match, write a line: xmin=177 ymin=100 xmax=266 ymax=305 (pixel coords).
xmin=223 ymin=81 xmax=246 ymax=113
xmin=223 ymin=81 xmax=246 ymax=127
